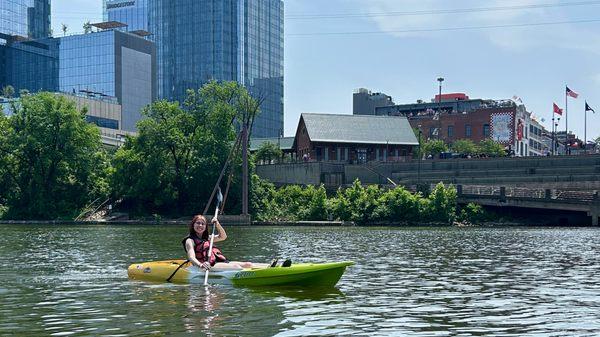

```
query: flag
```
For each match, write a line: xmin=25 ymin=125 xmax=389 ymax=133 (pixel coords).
xmin=566 ymin=86 xmax=579 ymax=99
xmin=553 ymin=102 xmax=563 ymax=115
xmin=586 ymin=101 xmax=595 ymax=113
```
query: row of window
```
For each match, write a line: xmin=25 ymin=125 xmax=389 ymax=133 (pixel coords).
xmin=429 ymin=124 xmax=491 ymax=138
xmin=86 ymin=115 xmax=119 ymax=130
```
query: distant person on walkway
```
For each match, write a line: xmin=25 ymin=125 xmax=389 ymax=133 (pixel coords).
xmin=183 ymin=215 xmax=269 ymax=271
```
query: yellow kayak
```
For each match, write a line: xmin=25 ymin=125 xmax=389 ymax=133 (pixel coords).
xmin=128 ymin=260 xmax=354 ymax=287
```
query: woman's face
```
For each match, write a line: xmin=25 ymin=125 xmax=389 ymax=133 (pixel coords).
xmin=193 ymin=219 xmax=207 ymax=235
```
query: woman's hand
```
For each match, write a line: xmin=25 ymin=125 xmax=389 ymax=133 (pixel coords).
xmin=200 ymin=262 xmax=211 ymax=271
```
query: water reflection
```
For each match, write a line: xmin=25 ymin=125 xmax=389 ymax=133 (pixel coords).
xmin=183 ymin=286 xmax=224 ymax=334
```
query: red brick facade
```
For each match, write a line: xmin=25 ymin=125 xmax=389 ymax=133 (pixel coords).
xmin=410 ymin=107 xmax=516 ymax=145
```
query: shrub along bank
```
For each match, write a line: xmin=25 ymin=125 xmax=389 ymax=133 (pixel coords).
xmin=250 ymin=176 xmax=486 ymax=225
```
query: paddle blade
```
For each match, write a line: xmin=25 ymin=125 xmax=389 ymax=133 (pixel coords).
xmin=216 ymin=187 xmax=223 ymax=207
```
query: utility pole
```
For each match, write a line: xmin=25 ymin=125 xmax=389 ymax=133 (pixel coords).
xmin=437 ymin=77 xmax=444 ymax=104
xmin=417 ymin=126 xmax=422 ymax=188
xmin=437 ymin=77 xmax=444 ymax=141
xmin=242 ymin=124 xmax=249 ymax=215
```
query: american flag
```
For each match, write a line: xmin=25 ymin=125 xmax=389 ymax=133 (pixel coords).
xmin=566 ymin=86 xmax=579 ymax=99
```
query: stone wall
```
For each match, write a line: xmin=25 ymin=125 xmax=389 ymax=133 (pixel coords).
xmin=256 ymin=154 xmax=600 ymax=190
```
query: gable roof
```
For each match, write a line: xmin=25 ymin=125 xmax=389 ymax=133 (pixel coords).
xmin=300 ymin=113 xmax=419 ymax=145
xmin=250 ymin=137 xmax=295 ymax=151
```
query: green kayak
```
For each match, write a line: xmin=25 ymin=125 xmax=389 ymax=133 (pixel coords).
xmin=128 ymin=260 xmax=354 ymax=287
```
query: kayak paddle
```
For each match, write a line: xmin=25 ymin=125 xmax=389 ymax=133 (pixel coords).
xmin=204 ymin=187 xmax=223 ymax=286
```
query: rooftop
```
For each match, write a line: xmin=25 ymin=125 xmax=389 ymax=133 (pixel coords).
xmin=300 ymin=113 xmax=419 ymax=146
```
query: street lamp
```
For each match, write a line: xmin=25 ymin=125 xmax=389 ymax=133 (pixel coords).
xmin=437 ymin=77 xmax=444 ymax=104
xmin=437 ymin=77 xmax=444 ymax=141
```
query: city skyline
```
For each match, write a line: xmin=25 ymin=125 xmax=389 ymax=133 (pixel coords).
xmin=52 ymin=0 xmax=600 ymax=139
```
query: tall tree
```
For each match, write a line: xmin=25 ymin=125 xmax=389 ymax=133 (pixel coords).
xmin=112 ymin=81 xmax=257 ymax=215
xmin=254 ymin=141 xmax=282 ymax=164
xmin=0 ymin=93 xmax=110 ymax=219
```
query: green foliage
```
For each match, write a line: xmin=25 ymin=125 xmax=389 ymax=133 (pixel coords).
xmin=458 ymin=203 xmax=488 ymax=224
xmin=422 ymin=139 xmax=448 ymax=157
xmin=254 ymin=141 xmax=282 ymax=164
xmin=111 ymin=81 xmax=256 ymax=215
xmin=250 ymin=178 xmax=460 ymax=225
xmin=2 ymin=85 xmax=14 ymax=98
xmin=373 ymin=186 xmax=421 ymax=222
xmin=0 ymin=93 xmax=109 ymax=219
xmin=250 ymin=174 xmax=328 ymax=221
xmin=477 ymin=139 xmax=506 ymax=157
xmin=423 ymin=183 xmax=457 ymax=224
xmin=451 ymin=139 xmax=477 ymax=155
xmin=83 ymin=21 xmax=92 ymax=34
xmin=330 ymin=180 xmax=381 ymax=222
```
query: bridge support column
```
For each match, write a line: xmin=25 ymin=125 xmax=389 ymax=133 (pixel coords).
xmin=590 ymin=213 xmax=599 ymax=227
xmin=591 ymin=194 xmax=600 ymax=226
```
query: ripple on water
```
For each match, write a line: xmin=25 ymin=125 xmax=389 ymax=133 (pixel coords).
xmin=2 ymin=226 xmax=600 ymax=336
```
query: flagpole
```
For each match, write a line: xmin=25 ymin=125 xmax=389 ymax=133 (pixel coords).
xmin=552 ymin=114 xmax=555 ymax=155
xmin=565 ymin=85 xmax=568 ymax=155
xmin=585 ymin=101 xmax=587 ymax=155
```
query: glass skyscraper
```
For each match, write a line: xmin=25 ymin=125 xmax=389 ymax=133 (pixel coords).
xmin=58 ymin=30 xmax=156 ymax=132
xmin=105 ymin=0 xmax=149 ymax=33
xmin=1 ymin=38 xmax=58 ymax=94
xmin=0 ymin=0 xmax=50 ymax=40
xmin=143 ymin=0 xmax=283 ymax=138
xmin=0 ymin=0 xmax=53 ymax=94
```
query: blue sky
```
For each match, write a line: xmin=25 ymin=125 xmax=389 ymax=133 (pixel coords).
xmin=52 ymin=0 xmax=600 ymax=140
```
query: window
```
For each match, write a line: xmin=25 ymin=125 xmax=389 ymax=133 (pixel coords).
xmin=429 ymin=127 xmax=436 ymax=138
xmin=465 ymin=124 xmax=472 ymax=138
xmin=448 ymin=125 xmax=454 ymax=138
xmin=483 ymin=124 xmax=490 ymax=137
xmin=85 ymin=115 xmax=119 ymax=129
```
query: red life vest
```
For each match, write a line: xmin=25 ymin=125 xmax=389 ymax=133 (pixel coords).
xmin=183 ymin=235 xmax=228 ymax=266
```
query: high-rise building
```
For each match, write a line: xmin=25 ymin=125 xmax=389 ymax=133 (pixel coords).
xmin=0 ymin=0 xmax=51 ymax=40
xmin=0 ymin=38 xmax=58 ymax=94
xmin=0 ymin=1 xmax=54 ymax=94
xmin=58 ymin=28 xmax=156 ymax=132
xmin=143 ymin=0 xmax=283 ymax=138
xmin=353 ymin=88 xmax=395 ymax=115
xmin=105 ymin=0 xmax=149 ymax=33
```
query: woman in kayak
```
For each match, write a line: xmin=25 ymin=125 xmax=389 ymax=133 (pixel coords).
xmin=183 ymin=215 xmax=266 ymax=271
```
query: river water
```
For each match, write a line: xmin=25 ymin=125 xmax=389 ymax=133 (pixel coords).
xmin=1 ymin=225 xmax=600 ymax=336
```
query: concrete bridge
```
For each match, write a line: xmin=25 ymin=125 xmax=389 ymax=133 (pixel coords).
xmin=457 ymin=185 xmax=600 ymax=226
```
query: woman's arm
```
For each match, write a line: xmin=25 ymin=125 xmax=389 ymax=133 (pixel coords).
xmin=185 ymin=238 xmax=211 ymax=270
xmin=211 ymin=219 xmax=227 ymax=243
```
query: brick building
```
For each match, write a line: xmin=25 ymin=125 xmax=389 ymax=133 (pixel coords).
xmin=293 ymin=113 xmax=418 ymax=163
xmin=355 ymin=89 xmax=542 ymax=157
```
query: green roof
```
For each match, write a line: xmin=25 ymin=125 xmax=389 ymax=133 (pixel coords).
xmin=250 ymin=137 xmax=295 ymax=152
xmin=301 ymin=113 xmax=419 ymax=145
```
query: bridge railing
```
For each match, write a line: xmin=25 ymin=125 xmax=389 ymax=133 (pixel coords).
xmin=459 ymin=184 xmax=598 ymax=203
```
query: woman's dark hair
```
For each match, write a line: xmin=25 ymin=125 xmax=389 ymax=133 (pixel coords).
xmin=188 ymin=215 xmax=209 ymax=240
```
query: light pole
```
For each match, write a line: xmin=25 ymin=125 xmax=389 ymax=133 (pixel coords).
xmin=437 ymin=77 xmax=444 ymax=104
xmin=437 ymin=77 xmax=444 ymax=141
xmin=554 ymin=117 xmax=560 ymax=155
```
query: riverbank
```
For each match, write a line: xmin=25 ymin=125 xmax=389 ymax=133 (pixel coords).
xmin=0 ymin=219 xmax=593 ymax=227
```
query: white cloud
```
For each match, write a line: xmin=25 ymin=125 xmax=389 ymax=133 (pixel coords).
xmin=366 ymin=0 xmax=600 ymax=54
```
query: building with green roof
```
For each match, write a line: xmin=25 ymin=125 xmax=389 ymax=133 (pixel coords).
xmin=293 ymin=113 xmax=418 ymax=163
